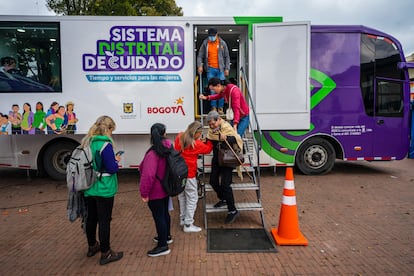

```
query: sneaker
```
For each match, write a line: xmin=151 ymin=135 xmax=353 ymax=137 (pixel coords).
xmin=224 ymin=210 xmax=239 ymax=224
xmin=87 ymin=242 xmax=100 ymax=257
xmin=147 ymin=245 xmax=170 ymax=257
xmin=211 ymin=107 xmax=217 ymax=112
xmin=183 ymin=224 xmax=202 ymax=233
xmin=99 ymin=250 xmax=123 ymax=265
xmin=213 ymin=200 xmax=227 ymax=208
xmin=153 ymin=235 xmax=173 ymax=244
xmin=218 ymin=107 xmax=224 ymax=115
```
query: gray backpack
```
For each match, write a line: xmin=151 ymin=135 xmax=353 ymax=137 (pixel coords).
xmin=66 ymin=143 xmax=108 ymax=192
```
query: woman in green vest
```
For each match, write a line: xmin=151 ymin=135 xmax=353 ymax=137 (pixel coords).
xmin=80 ymin=115 xmax=123 ymax=266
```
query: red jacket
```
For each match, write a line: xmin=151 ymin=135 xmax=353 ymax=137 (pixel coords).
xmin=174 ymin=133 xmax=213 ymax=178
xmin=209 ymin=84 xmax=249 ymax=124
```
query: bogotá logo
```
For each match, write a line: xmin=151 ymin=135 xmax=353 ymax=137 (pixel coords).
xmin=147 ymin=97 xmax=185 ymax=116
xmin=83 ymin=26 xmax=185 ymax=71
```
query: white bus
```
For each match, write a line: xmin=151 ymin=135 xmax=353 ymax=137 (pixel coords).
xmin=0 ymin=15 xmax=311 ymax=179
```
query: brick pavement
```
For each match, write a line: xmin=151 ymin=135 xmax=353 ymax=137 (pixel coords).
xmin=0 ymin=159 xmax=413 ymax=275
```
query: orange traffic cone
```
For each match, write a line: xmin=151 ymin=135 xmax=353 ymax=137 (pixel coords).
xmin=271 ymin=167 xmax=308 ymax=245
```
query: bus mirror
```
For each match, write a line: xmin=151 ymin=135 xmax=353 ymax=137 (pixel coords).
xmin=397 ymin=62 xmax=414 ymax=70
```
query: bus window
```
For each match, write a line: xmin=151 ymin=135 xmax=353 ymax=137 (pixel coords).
xmin=0 ymin=21 xmax=61 ymax=92
xmin=360 ymin=34 xmax=404 ymax=117
xmin=375 ymin=37 xmax=403 ymax=80
xmin=360 ymin=34 xmax=375 ymax=116
xmin=375 ymin=79 xmax=403 ymax=117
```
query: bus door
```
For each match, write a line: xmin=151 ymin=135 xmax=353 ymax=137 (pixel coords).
xmin=194 ymin=24 xmax=247 ymax=116
xmin=252 ymin=22 xmax=310 ymax=130
xmin=361 ymin=33 xmax=410 ymax=159
xmin=372 ymin=78 xmax=409 ymax=159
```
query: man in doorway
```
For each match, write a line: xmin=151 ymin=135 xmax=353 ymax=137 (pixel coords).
xmin=197 ymin=28 xmax=230 ymax=114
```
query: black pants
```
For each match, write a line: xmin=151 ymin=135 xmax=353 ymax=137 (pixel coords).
xmin=210 ymin=158 xmax=236 ymax=212
xmin=148 ymin=197 xmax=171 ymax=247
xmin=11 ymin=127 xmax=21 ymax=134
xmin=85 ymin=196 xmax=114 ymax=253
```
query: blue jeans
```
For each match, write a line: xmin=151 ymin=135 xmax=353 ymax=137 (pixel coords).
xmin=207 ymin=67 xmax=225 ymax=109
xmin=232 ymin=115 xmax=249 ymax=137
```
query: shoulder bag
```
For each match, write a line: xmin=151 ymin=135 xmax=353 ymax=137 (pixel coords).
xmin=218 ymin=138 xmax=244 ymax=168
xmin=225 ymin=86 xmax=236 ymax=121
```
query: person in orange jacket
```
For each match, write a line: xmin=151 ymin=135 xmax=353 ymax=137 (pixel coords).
xmin=174 ymin=121 xmax=213 ymax=232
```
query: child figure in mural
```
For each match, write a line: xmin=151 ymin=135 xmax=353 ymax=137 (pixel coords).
xmin=46 ymin=101 xmax=59 ymax=134
xmin=46 ymin=105 xmax=67 ymax=134
xmin=21 ymin=102 xmax=35 ymax=135
xmin=33 ymin=102 xmax=46 ymax=134
xmin=0 ymin=114 xmax=11 ymax=135
xmin=8 ymin=104 xmax=22 ymax=134
xmin=66 ymin=101 xmax=78 ymax=134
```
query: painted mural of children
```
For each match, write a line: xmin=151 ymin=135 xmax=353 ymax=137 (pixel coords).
xmin=21 ymin=102 xmax=35 ymax=134
xmin=46 ymin=105 xmax=66 ymax=134
xmin=8 ymin=104 xmax=22 ymax=134
xmin=66 ymin=101 xmax=78 ymax=134
xmin=33 ymin=102 xmax=46 ymax=134
xmin=46 ymin=101 xmax=59 ymax=134
xmin=0 ymin=114 xmax=11 ymax=135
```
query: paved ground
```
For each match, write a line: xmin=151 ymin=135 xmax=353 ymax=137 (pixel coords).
xmin=0 ymin=159 xmax=413 ymax=275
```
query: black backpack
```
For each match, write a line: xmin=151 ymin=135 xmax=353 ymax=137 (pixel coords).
xmin=156 ymin=146 xmax=188 ymax=196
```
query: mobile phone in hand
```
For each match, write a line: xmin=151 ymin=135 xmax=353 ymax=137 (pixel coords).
xmin=116 ymin=150 xmax=125 ymax=156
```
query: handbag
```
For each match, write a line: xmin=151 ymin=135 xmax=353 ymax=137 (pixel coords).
xmin=226 ymin=107 xmax=234 ymax=121
xmin=225 ymin=86 xmax=236 ymax=121
xmin=218 ymin=141 xmax=244 ymax=168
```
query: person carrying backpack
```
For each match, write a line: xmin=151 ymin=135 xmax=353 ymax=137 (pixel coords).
xmin=81 ymin=115 xmax=123 ymax=265
xmin=139 ymin=123 xmax=173 ymax=257
xmin=174 ymin=121 xmax=212 ymax=233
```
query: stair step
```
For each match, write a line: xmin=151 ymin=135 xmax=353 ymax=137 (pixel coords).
xmin=205 ymin=182 xmax=259 ymax=191
xmin=205 ymin=202 xmax=263 ymax=213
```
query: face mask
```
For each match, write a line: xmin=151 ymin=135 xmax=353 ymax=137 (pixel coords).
xmin=208 ymin=36 xmax=217 ymax=42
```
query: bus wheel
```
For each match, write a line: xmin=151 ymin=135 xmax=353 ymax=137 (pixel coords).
xmin=43 ymin=141 xmax=78 ymax=181
xmin=296 ymin=137 xmax=335 ymax=175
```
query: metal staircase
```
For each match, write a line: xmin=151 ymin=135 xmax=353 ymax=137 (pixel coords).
xmin=196 ymin=68 xmax=266 ymax=230
xmin=201 ymin=134 xmax=265 ymax=229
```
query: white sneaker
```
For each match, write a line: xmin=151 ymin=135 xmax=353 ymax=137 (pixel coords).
xmin=183 ymin=224 xmax=202 ymax=233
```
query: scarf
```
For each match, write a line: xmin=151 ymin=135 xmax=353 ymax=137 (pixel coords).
xmin=207 ymin=119 xmax=243 ymax=150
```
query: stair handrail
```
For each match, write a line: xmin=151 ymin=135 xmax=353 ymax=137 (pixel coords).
xmin=240 ymin=67 xmax=265 ymax=227
xmin=240 ymin=67 xmax=262 ymax=150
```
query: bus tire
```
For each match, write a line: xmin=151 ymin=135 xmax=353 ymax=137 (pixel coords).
xmin=43 ymin=140 xmax=78 ymax=181
xmin=295 ymin=137 xmax=335 ymax=175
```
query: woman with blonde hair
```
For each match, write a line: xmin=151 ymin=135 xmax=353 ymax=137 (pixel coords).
xmin=81 ymin=115 xmax=123 ymax=265
xmin=174 ymin=121 xmax=213 ymax=232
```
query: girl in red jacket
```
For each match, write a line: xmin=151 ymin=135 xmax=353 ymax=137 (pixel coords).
xmin=174 ymin=121 xmax=213 ymax=232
